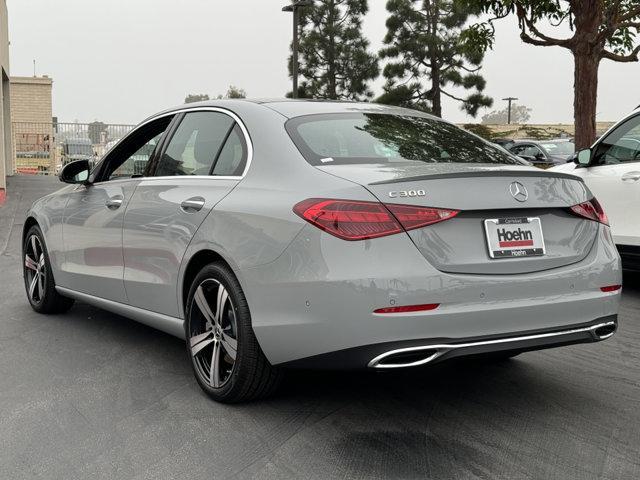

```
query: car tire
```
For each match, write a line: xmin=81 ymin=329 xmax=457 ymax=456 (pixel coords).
xmin=185 ymin=262 xmax=282 ymax=403
xmin=23 ymin=225 xmax=75 ymax=314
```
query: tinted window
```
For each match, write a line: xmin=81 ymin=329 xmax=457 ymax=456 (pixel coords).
xmin=286 ymin=113 xmax=520 ymax=166
xmin=594 ymin=115 xmax=640 ymax=165
xmin=155 ymin=112 xmax=234 ymax=176
xmin=212 ymin=124 xmax=247 ymax=176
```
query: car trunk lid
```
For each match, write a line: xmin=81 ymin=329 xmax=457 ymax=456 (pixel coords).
xmin=317 ymin=163 xmax=597 ymax=275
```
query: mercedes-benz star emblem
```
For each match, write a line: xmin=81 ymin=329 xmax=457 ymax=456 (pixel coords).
xmin=509 ymin=181 xmax=528 ymax=202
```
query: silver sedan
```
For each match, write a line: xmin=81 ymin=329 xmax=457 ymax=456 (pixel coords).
xmin=23 ymin=100 xmax=622 ymax=402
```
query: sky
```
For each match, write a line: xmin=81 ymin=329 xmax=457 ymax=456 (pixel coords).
xmin=6 ymin=0 xmax=640 ymax=125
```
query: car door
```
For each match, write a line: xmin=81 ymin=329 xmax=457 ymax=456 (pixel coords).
xmin=122 ymin=109 xmax=249 ymax=317
xmin=61 ymin=115 xmax=174 ymax=302
xmin=573 ymin=114 xmax=640 ymax=246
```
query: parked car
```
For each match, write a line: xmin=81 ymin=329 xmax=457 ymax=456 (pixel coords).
xmin=23 ymin=100 xmax=621 ymax=402
xmin=549 ymin=108 xmax=640 ymax=270
xmin=60 ymin=138 xmax=96 ymax=169
xmin=493 ymin=138 xmax=515 ymax=149
xmin=509 ymin=139 xmax=575 ymax=167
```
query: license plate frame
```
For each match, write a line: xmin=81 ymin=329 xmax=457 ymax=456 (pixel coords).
xmin=484 ymin=217 xmax=546 ymax=259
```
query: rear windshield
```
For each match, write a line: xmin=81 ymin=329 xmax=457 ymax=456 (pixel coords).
xmin=539 ymin=141 xmax=575 ymax=155
xmin=286 ymin=113 xmax=521 ymax=166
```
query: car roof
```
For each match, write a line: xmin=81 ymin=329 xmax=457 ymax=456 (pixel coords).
xmin=142 ymin=98 xmax=439 ymax=124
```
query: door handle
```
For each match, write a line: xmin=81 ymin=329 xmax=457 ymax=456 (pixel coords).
xmin=621 ymin=172 xmax=640 ymax=182
xmin=105 ymin=196 xmax=124 ymax=209
xmin=180 ymin=197 xmax=205 ymax=213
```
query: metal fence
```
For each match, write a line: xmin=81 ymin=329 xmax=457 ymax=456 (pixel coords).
xmin=12 ymin=121 xmax=135 ymax=175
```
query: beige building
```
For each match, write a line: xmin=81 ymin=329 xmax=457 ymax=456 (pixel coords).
xmin=10 ymin=75 xmax=54 ymax=173
xmin=0 ymin=0 xmax=11 ymax=195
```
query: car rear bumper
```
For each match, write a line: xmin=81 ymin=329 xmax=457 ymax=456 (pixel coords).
xmin=242 ymin=224 xmax=621 ymax=366
xmin=280 ymin=316 xmax=617 ymax=369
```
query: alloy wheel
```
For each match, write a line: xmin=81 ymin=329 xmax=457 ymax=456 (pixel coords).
xmin=189 ymin=279 xmax=238 ymax=388
xmin=24 ymin=235 xmax=46 ymax=304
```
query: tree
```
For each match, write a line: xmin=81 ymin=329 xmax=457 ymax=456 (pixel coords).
xmin=462 ymin=1 xmax=640 ymax=149
xmin=217 ymin=85 xmax=247 ymax=99
xmin=290 ymin=0 xmax=379 ymax=100
xmin=87 ymin=121 xmax=107 ymax=144
xmin=378 ymin=0 xmax=493 ymax=117
xmin=481 ymin=104 xmax=532 ymax=124
xmin=184 ymin=94 xmax=210 ymax=104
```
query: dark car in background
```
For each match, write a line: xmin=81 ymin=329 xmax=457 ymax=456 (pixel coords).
xmin=509 ymin=139 xmax=575 ymax=168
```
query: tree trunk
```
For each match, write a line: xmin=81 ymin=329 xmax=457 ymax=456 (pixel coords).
xmin=573 ymin=51 xmax=600 ymax=150
xmin=327 ymin=0 xmax=337 ymax=99
xmin=428 ymin=1 xmax=441 ymax=117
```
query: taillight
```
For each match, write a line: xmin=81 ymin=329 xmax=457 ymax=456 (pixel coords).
xmin=293 ymin=198 xmax=459 ymax=241
xmin=569 ymin=198 xmax=609 ymax=225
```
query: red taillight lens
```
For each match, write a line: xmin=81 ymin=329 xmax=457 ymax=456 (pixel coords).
xmin=569 ymin=198 xmax=609 ymax=225
xmin=385 ymin=204 xmax=459 ymax=230
xmin=293 ymin=198 xmax=459 ymax=241
xmin=374 ymin=303 xmax=440 ymax=314
xmin=600 ymin=285 xmax=622 ymax=293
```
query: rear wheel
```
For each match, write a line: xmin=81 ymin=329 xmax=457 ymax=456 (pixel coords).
xmin=23 ymin=225 xmax=74 ymax=314
xmin=185 ymin=262 xmax=282 ymax=403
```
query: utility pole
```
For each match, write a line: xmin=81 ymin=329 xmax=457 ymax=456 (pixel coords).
xmin=502 ymin=97 xmax=518 ymax=124
xmin=282 ymin=0 xmax=314 ymax=99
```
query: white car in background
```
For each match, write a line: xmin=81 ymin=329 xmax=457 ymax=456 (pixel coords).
xmin=550 ymin=108 xmax=640 ymax=270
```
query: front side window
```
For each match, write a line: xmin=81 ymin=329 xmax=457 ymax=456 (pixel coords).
xmin=100 ymin=116 xmax=173 ymax=182
xmin=286 ymin=113 xmax=520 ymax=166
xmin=155 ymin=112 xmax=234 ymax=176
xmin=593 ymin=114 xmax=640 ymax=165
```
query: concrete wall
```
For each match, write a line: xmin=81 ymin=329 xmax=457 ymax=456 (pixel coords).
xmin=10 ymin=76 xmax=53 ymax=173
xmin=0 ymin=0 xmax=10 ymax=193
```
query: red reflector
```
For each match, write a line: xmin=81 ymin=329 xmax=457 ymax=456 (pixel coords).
xmin=374 ymin=303 xmax=440 ymax=314
xmin=293 ymin=198 xmax=459 ymax=241
xmin=569 ymin=198 xmax=609 ymax=225
xmin=600 ymin=285 xmax=622 ymax=292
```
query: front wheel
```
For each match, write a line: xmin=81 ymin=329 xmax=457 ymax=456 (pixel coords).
xmin=23 ymin=225 xmax=74 ymax=314
xmin=185 ymin=262 xmax=282 ymax=403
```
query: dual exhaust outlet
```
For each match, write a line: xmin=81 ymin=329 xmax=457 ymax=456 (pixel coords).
xmin=368 ymin=321 xmax=617 ymax=369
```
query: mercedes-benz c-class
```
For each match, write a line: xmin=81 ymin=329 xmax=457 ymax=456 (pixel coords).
xmin=23 ymin=100 xmax=621 ymax=402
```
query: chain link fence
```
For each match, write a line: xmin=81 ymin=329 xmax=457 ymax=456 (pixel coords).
xmin=12 ymin=121 xmax=135 ymax=175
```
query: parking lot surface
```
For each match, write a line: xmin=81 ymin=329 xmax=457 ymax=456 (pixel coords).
xmin=1 ymin=176 xmax=639 ymax=480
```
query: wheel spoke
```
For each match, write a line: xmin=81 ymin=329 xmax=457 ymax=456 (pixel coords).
xmin=220 ymin=334 xmax=237 ymax=361
xmin=210 ymin=341 xmax=221 ymax=387
xmin=25 ymin=255 xmax=38 ymax=271
xmin=31 ymin=236 xmax=38 ymax=258
xmin=194 ymin=286 xmax=217 ymax=328
xmin=37 ymin=273 xmax=45 ymax=300
xmin=38 ymin=253 xmax=45 ymax=269
xmin=28 ymin=274 xmax=39 ymax=300
xmin=215 ymin=286 xmax=229 ymax=327
xmin=190 ymin=330 xmax=214 ymax=357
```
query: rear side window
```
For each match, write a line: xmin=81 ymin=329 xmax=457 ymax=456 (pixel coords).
xmin=286 ymin=113 xmax=520 ymax=166
xmin=155 ymin=112 xmax=233 ymax=176
xmin=212 ymin=124 xmax=247 ymax=176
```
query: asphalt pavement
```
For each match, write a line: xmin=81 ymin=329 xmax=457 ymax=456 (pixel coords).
xmin=1 ymin=175 xmax=639 ymax=480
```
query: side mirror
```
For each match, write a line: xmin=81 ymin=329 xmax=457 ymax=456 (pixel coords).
xmin=59 ymin=159 xmax=91 ymax=184
xmin=535 ymin=152 xmax=546 ymax=161
xmin=575 ymin=149 xmax=592 ymax=166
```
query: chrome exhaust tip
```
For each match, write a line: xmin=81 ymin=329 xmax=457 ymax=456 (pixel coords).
xmin=592 ymin=322 xmax=616 ymax=340
xmin=368 ymin=347 xmax=443 ymax=369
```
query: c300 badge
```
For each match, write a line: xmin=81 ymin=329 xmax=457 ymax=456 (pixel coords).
xmin=388 ymin=189 xmax=426 ymax=198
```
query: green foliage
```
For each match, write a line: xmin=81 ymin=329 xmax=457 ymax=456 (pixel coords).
xmin=378 ymin=0 xmax=493 ymax=118
xmin=217 ymin=85 xmax=247 ymax=99
xmin=184 ymin=94 xmax=210 ymax=104
xmin=482 ymin=104 xmax=532 ymax=124
xmin=290 ymin=0 xmax=379 ymax=100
